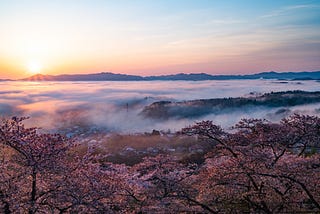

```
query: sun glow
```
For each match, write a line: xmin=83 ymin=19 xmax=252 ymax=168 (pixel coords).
xmin=27 ymin=61 xmax=43 ymax=74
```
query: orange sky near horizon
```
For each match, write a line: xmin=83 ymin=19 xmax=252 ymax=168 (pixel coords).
xmin=0 ymin=0 xmax=319 ymax=79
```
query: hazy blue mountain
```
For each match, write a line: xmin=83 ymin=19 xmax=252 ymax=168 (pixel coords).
xmin=23 ymin=72 xmax=143 ymax=81
xmin=22 ymin=71 xmax=320 ymax=81
xmin=144 ymin=73 xmax=215 ymax=80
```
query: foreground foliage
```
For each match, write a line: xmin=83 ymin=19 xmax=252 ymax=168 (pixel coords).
xmin=0 ymin=114 xmax=319 ymax=213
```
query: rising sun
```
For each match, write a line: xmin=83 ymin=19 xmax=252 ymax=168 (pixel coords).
xmin=27 ymin=60 xmax=43 ymax=74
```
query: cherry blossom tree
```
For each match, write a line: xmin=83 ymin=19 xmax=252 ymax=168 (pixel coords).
xmin=182 ymin=114 xmax=320 ymax=213
xmin=0 ymin=117 xmax=73 ymax=213
xmin=0 ymin=117 xmax=128 ymax=213
xmin=1 ymin=115 xmax=319 ymax=213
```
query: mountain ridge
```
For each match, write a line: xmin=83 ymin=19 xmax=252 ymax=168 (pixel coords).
xmin=141 ymin=90 xmax=320 ymax=120
xmin=21 ymin=70 xmax=320 ymax=81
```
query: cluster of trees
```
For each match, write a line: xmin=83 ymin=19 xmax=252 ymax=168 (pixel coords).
xmin=141 ymin=91 xmax=320 ymax=119
xmin=0 ymin=114 xmax=319 ymax=213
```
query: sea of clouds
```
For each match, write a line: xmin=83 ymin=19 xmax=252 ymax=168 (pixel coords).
xmin=0 ymin=79 xmax=319 ymax=133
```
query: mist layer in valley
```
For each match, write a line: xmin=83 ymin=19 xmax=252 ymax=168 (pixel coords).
xmin=0 ymin=80 xmax=320 ymax=135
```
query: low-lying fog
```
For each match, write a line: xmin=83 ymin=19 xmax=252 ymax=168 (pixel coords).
xmin=0 ymin=80 xmax=319 ymax=134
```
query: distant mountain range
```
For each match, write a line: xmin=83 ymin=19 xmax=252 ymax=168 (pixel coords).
xmin=18 ymin=70 xmax=320 ymax=81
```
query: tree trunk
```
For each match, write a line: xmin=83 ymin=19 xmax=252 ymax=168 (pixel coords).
xmin=29 ymin=168 xmax=37 ymax=214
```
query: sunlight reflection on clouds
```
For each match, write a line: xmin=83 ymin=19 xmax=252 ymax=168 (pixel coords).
xmin=0 ymin=80 xmax=319 ymax=133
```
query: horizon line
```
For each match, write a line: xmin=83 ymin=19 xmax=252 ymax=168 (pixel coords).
xmin=2 ymin=69 xmax=319 ymax=81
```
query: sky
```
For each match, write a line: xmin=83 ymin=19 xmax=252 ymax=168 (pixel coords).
xmin=0 ymin=0 xmax=319 ymax=79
